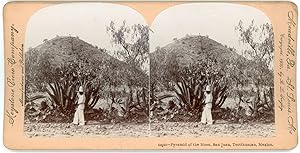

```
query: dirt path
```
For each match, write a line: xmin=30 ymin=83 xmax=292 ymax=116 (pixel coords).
xmin=24 ymin=121 xmax=150 ymax=138
xmin=150 ymin=121 xmax=275 ymax=138
xmin=24 ymin=121 xmax=275 ymax=138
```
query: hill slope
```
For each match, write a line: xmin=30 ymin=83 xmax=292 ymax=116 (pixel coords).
xmin=26 ymin=36 xmax=149 ymax=90
xmin=27 ymin=36 xmax=115 ymax=67
xmin=151 ymin=35 xmax=245 ymax=66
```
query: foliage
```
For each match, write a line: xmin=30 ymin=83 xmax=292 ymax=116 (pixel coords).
xmin=46 ymin=77 xmax=77 ymax=117
xmin=24 ymin=97 xmax=69 ymax=123
xmin=106 ymin=21 xmax=149 ymax=69
xmin=106 ymin=21 xmax=149 ymax=120
xmin=26 ymin=23 xmax=150 ymax=123
xmin=235 ymin=20 xmax=274 ymax=119
xmin=150 ymin=45 xmax=229 ymax=121
xmin=25 ymin=36 xmax=108 ymax=118
xmin=150 ymin=21 xmax=274 ymax=122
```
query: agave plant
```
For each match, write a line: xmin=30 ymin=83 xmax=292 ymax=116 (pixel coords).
xmin=45 ymin=76 xmax=78 ymax=117
xmin=82 ymin=81 xmax=102 ymax=110
xmin=173 ymin=76 xmax=205 ymax=114
xmin=119 ymin=87 xmax=149 ymax=120
xmin=173 ymin=69 xmax=228 ymax=117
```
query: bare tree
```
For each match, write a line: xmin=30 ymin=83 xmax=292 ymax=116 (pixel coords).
xmin=235 ymin=20 xmax=274 ymax=118
xmin=106 ymin=21 xmax=149 ymax=120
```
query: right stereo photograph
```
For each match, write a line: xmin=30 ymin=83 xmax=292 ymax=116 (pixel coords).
xmin=149 ymin=3 xmax=275 ymax=138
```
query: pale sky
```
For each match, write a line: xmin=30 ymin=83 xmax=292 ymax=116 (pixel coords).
xmin=150 ymin=3 xmax=272 ymax=53
xmin=25 ymin=3 xmax=146 ymax=56
xmin=26 ymin=3 xmax=272 ymax=55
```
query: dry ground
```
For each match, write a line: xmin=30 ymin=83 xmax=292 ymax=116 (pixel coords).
xmin=150 ymin=121 xmax=275 ymax=138
xmin=24 ymin=120 xmax=275 ymax=138
xmin=24 ymin=121 xmax=150 ymax=138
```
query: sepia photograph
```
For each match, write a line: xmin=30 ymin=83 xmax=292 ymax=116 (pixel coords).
xmin=24 ymin=2 xmax=275 ymax=139
xmin=24 ymin=3 xmax=150 ymax=138
xmin=149 ymin=3 xmax=275 ymax=137
xmin=2 ymin=0 xmax=298 ymax=150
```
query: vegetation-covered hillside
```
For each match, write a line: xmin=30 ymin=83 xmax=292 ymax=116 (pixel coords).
xmin=150 ymin=33 xmax=274 ymax=123
xmin=25 ymin=35 xmax=149 ymax=123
